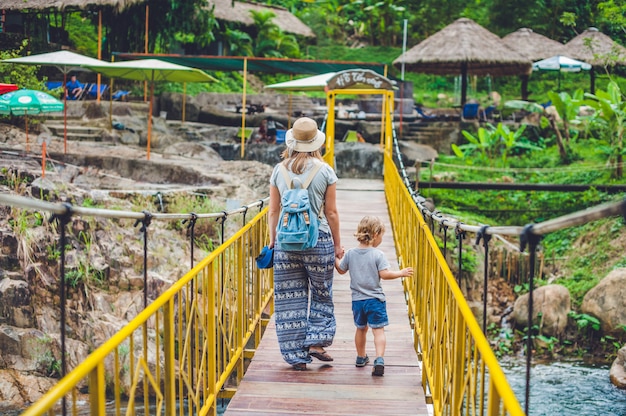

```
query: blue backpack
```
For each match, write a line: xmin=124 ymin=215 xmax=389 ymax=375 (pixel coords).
xmin=276 ymin=162 xmax=323 ymax=251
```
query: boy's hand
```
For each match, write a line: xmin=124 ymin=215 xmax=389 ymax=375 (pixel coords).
xmin=402 ymin=267 xmax=414 ymax=277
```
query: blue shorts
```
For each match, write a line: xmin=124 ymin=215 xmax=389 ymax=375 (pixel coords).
xmin=352 ymin=298 xmax=388 ymax=329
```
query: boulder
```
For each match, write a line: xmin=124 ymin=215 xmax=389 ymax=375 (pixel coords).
xmin=512 ymin=284 xmax=570 ymax=337
xmin=581 ymin=268 xmax=626 ymax=334
xmin=160 ymin=91 xmax=200 ymax=122
xmin=0 ymin=278 xmax=34 ymax=328
xmin=610 ymin=344 xmax=626 ymax=390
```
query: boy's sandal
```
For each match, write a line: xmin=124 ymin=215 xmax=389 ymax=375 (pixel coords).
xmin=309 ymin=348 xmax=334 ymax=362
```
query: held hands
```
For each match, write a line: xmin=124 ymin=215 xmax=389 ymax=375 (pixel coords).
xmin=335 ymin=245 xmax=345 ymax=259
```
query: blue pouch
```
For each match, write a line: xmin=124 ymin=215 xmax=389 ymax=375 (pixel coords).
xmin=256 ymin=246 xmax=274 ymax=269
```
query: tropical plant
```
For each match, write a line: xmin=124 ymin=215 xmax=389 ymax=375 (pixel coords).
xmin=0 ymin=40 xmax=47 ymax=90
xmin=223 ymin=28 xmax=253 ymax=56
xmin=547 ymin=89 xmax=585 ymax=143
xmin=250 ymin=10 xmax=301 ymax=58
xmin=454 ymin=122 xmax=540 ymax=167
xmin=584 ymin=81 xmax=626 ymax=178
xmin=505 ymin=99 xmax=571 ymax=161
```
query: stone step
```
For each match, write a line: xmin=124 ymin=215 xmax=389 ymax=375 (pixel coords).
xmin=43 ymin=123 xmax=105 ymax=141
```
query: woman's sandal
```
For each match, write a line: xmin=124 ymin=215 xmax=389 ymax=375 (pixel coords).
xmin=292 ymin=363 xmax=307 ymax=371
xmin=309 ymin=348 xmax=334 ymax=362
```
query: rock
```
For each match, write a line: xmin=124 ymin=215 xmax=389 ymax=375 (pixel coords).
xmin=0 ymin=279 xmax=34 ymax=328
xmin=160 ymin=91 xmax=200 ymax=122
xmin=512 ymin=284 xmax=570 ymax=337
xmin=334 ymin=142 xmax=384 ymax=179
xmin=581 ymin=268 xmax=626 ymax=334
xmin=0 ymin=370 xmax=57 ymax=407
xmin=162 ymin=142 xmax=222 ymax=162
xmin=398 ymin=141 xmax=439 ymax=164
xmin=610 ymin=344 xmax=626 ymax=389
xmin=84 ymin=102 xmax=107 ymax=119
xmin=0 ymin=325 xmax=20 ymax=355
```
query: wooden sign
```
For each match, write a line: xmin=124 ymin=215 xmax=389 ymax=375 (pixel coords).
xmin=327 ymin=69 xmax=394 ymax=91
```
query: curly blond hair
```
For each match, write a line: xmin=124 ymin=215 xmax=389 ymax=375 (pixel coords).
xmin=355 ymin=216 xmax=385 ymax=244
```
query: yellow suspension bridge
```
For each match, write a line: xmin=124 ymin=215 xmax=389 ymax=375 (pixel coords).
xmin=4 ymin=70 xmax=625 ymax=416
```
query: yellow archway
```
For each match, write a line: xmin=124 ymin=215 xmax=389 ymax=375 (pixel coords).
xmin=321 ymin=69 xmax=396 ymax=168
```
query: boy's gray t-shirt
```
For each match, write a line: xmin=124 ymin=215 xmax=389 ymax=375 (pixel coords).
xmin=339 ymin=247 xmax=390 ymax=302
xmin=270 ymin=160 xmax=338 ymax=234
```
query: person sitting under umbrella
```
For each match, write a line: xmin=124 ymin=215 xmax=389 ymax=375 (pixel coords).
xmin=66 ymin=75 xmax=84 ymax=100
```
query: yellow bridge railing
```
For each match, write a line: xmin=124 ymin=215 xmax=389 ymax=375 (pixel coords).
xmin=384 ymin=152 xmax=525 ymax=416
xmin=21 ymin=153 xmax=526 ymax=416
xmin=22 ymin=208 xmax=273 ymax=416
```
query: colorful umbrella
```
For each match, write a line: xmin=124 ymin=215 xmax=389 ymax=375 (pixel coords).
xmin=0 ymin=89 xmax=64 ymax=159
xmin=2 ymin=51 xmax=107 ymax=154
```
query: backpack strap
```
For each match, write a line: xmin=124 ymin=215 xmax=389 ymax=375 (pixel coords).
xmin=302 ymin=161 xmax=323 ymax=190
xmin=279 ymin=161 xmax=323 ymax=190
xmin=279 ymin=164 xmax=293 ymax=189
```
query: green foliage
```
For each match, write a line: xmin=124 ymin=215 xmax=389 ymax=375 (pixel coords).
xmin=249 ymin=10 xmax=302 ymax=58
xmin=584 ymin=81 xmax=626 ymax=178
xmin=455 ymin=123 xmax=542 ymax=167
xmin=568 ymin=311 xmax=601 ymax=332
xmin=487 ymin=322 xmax=514 ymax=358
xmin=536 ymin=334 xmax=559 ymax=355
xmin=0 ymin=41 xmax=48 ymax=90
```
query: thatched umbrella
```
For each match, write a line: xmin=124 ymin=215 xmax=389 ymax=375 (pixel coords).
xmin=502 ymin=28 xmax=566 ymax=60
xmin=563 ymin=27 xmax=626 ymax=93
xmin=393 ymin=18 xmax=531 ymax=105
xmin=502 ymin=28 xmax=566 ymax=98
xmin=209 ymin=0 xmax=315 ymax=39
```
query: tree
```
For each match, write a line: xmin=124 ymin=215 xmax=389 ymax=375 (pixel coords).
xmin=223 ymin=28 xmax=253 ymax=56
xmin=102 ymin=0 xmax=216 ymax=57
xmin=249 ymin=10 xmax=301 ymax=58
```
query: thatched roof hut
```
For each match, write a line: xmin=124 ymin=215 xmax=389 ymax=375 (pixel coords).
xmin=563 ymin=27 xmax=626 ymax=66
xmin=501 ymin=28 xmax=566 ymax=61
xmin=209 ymin=0 xmax=315 ymax=39
xmin=393 ymin=17 xmax=531 ymax=104
xmin=0 ymin=0 xmax=143 ymax=11
xmin=394 ymin=18 xmax=531 ymax=77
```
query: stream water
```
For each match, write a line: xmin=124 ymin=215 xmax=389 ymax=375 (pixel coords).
xmin=501 ymin=359 xmax=626 ymax=415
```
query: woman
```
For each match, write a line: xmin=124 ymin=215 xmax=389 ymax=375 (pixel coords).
xmin=268 ymin=117 xmax=343 ymax=371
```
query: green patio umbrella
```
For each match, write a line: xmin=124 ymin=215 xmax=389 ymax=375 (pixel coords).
xmin=84 ymin=59 xmax=217 ymax=160
xmin=0 ymin=89 xmax=64 ymax=153
xmin=2 ymin=50 xmax=107 ymax=154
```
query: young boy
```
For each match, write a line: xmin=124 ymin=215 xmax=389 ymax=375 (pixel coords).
xmin=335 ymin=216 xmax=413 ymax=376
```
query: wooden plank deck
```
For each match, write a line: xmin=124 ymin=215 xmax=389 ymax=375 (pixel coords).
xmin=225 ymin=179 xmax=429 ymax=415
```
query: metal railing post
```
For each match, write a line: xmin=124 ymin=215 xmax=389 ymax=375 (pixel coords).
xmin=520 ymin=223 xmax=541 ymax=415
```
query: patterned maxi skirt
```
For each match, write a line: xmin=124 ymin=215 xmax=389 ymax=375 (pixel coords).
xmin=272 ymin=231 xmax=336 ymax=365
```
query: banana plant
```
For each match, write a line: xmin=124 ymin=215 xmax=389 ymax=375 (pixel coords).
xmin=505 ymin=99 xmax=568 ymax=161
xmin=454 ymin=122 xmax=540 ymax=167
xmin=584 ymin=81 xmax=626 ymax=178
xmin=546 ymin=89 xmax=584 ymax=144
xmin=454 ymin=123 xmax=500 ymax=164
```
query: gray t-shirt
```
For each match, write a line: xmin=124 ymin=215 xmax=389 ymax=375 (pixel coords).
xmin=339 ymin=247 xmax=390 ymax=301
xmin=270 ymin=160 xmax=338 ymax=234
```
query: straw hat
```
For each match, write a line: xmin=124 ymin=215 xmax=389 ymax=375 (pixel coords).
xmin=285 ymin=117 xmax=325 ymax=153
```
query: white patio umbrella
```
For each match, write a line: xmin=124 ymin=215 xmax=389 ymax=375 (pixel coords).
xmin=84 ymin=59 xmax=217 ymax=160
xmin=532 ymin=55 xmax=591 ymax=89
xmin=2 ymin=50 xmax=107 ymax=154
xmin=265 ymin=72 xmax=336 ymax=91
